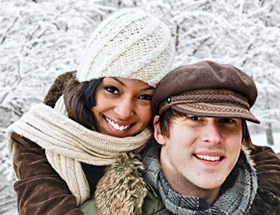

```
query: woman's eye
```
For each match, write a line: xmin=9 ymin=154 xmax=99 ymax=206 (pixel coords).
xmin=104 ymin=86 xmax=119 ymax=95
xmin=188 ymin=116 xmax=200 ymax=121
xmin=138 ymin=94 xmax=152 ymax=101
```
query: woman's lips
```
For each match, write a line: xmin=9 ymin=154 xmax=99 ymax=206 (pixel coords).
xmin=104 ymin=116 xmax=133 ymax=133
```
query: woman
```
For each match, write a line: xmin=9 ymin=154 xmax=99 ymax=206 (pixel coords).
xmin=6 ymin=8 xmax=175 ymax=215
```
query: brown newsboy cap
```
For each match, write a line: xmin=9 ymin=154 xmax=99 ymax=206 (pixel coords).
xmin=152 ymin=60 xmax=260 ymax=123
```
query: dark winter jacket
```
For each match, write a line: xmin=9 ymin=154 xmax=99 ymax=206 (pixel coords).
xmin=81 ymin=183 xmax=280 ymax=215
xmin=79 ymin=144 xmax=280 ymax=215
xmin=11 ymin=72 xmax=280 ymax=214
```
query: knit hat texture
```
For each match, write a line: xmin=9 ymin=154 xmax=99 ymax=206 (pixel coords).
xmin=153 ymin=60 xmax=260 ymax=123
xmin=76 ymin=8 xmax=175 ymax=87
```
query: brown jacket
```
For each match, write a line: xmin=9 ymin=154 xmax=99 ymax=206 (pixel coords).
xmin=12 ymin=132 xmax=106 ymax=215
xmin=11 ymin=72 xmax=280 ymax=214
xmin=250 ymin=145 xmax=280 ymax=198
xmin=12 ymin=72 xmax=106 ymax=214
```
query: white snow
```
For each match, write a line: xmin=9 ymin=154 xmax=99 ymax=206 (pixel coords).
xmin=2 ymin=208 xmax=17 ymax=215
xmin=252 ymin=132 xmax=280 ymax=153
xmin=0 ymin=0 xmax=279 ymax=214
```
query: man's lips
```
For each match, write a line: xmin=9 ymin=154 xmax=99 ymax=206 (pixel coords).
xmin=195 ymin=154 xmax=222 ymax=161
xmin=194 ymin=152 xmax=225 ymax=162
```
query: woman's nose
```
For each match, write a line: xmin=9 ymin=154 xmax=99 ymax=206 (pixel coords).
xmin=201 ymin=120 xmax=222 ymax=145
xmin=114 ymin=98 xmax=135 ymax=119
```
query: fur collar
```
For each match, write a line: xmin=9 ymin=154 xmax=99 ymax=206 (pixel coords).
xmin=94 ymin=153 xmax=148 ymax=215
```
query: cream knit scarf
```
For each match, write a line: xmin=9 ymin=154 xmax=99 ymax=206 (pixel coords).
xmin=6 ymin=96 xmax=151 ymax=205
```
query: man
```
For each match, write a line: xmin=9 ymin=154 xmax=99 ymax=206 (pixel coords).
xmin=141 ymin=60 xmax=280 ymax=214
xmin=59 ymin=61 xmax=279 ymax=214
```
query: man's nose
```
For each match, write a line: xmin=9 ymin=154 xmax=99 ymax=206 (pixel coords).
xmin=201 ymin=120 xmax=222 ymax=145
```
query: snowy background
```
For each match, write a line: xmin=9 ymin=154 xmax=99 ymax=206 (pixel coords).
xmin=1 ymin=0 xmax=279 ymax=214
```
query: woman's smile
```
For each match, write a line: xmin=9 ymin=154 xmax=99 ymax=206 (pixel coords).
xmin=92 ymin=77 xmax=154 ymax=137
xmin=104 ymin=116 xmax=133 ymax=133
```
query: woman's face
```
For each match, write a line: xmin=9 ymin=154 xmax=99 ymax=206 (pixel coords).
xmin=91 ymin=77 xmax=154 ymax=137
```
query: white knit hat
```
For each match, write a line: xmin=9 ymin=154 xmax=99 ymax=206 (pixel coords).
xmin=76 ymin=8 xmax=175 ymax=87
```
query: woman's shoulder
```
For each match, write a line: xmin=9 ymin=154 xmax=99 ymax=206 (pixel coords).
xmin=249 ymin=188 xmax=280 ymax=215
xmin=44 ymin=71 xmax=76 ymax=108
xmin=11 ymin=132 xmax=43 ymax=151
xmin=250 ymin=144 xmax=280 ymax=197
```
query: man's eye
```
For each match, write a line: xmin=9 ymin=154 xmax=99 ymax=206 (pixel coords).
xmin=188 ymin=116 xmax=200 ymax=121
xmin=138 ymin=94 xmax=152 ymax=101
xmin=104 ymin=86 xmax=119 ymax=95
xmin=220 ymin=118 xmax=235 ymax=124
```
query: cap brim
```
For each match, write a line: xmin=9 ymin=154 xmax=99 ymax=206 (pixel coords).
xmin=172 ymin=103 xmax=260 ymax=124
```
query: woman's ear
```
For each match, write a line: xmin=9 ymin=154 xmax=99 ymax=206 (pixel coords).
xmin=153 ymin=115 xmax=166 ymax=145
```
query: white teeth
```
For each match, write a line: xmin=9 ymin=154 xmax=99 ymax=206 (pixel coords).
xmin=196 ymin=154 xmax=221 ymax=161
xmin=106 ymin=118 xmax=130 ymax=131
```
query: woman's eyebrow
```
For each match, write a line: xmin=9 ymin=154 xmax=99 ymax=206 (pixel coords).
xmin=111 ymin=77 xmax=125 ymax=86
xmin=111 ymin=77 xmax=154 ymax=91
xmin=141 ymin=86 xmax=154 ymax=91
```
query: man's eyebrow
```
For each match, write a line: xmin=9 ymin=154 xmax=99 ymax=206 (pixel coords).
xmin=111 ymin=77 xmax=154 ymax=91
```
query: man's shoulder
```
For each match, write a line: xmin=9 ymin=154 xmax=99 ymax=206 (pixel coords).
xmin=142 ymin=183 xmax=171 ymax=215
xmin=80 ymin=198 xmax=99 ymax=215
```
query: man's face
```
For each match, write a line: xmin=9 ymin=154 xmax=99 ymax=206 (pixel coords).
xmin=154 ymin=115 xmax=242 ymax=194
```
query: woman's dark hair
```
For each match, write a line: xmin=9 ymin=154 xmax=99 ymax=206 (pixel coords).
xmin=63 ymin=77 xmax=103 ymax=130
